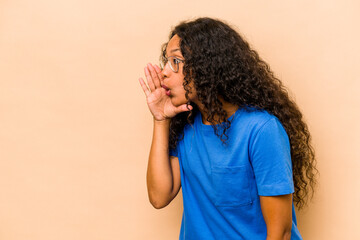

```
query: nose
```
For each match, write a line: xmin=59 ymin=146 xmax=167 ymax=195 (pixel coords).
xmin=161 ymin=61 xmax=172 ymax=79
xmin=162 ymin=61 xmax=172 ymax=75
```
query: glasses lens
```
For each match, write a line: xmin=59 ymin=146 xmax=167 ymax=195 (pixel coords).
xmin=169 ymin=57 xmax=178 ymax=73
xmin=160 ymin=56 xmax=166 ymax=70
xmin=160 ymin=57 xmax=181 ymax=73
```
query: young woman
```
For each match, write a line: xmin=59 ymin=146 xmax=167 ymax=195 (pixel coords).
xmin=139 ymin=17 xmax=317 ymax=240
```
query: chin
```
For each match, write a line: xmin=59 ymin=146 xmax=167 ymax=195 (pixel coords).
xmin=171 ymin=96 xmax=188 ymax=107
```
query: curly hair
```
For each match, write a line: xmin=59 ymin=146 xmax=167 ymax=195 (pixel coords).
xmin=161 ymin=17 xmax=318 ymax=210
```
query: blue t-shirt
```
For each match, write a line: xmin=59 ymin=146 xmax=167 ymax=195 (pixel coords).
xmin=170 ymin=108 xmax=303 ymax=240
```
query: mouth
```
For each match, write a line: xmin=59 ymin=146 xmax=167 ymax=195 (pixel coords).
xmin=162 ymin=84 xmax=171 ymax=96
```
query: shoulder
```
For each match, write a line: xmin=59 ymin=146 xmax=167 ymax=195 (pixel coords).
xmin=232 ymin=107 xmax=288 ymax=143
xmin=237 ymin=109 xmax=290 ymax=152
xmin=234 ymin=107 xmax=281 ymax=130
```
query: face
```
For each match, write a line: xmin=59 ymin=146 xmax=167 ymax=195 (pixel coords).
xmin=161 ymin=34 xmax=197 ymax=107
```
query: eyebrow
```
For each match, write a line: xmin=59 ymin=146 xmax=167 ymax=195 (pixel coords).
xmin=165 ymin=48 xmax=182 ymax=58
xmin=170 ymin=48 xmax=181 ymax=53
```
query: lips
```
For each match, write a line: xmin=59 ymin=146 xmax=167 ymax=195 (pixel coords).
xmin=162 ymin=84 xmax=171 ymax=96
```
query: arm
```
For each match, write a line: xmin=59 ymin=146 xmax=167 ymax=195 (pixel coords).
xmin=249 ymin=118 xmax=295 ymax=239
xmin=146 ymin=119 xmax=181 ymax=209
xmin=260 ymin=194 xmax=292 ymax=240
xmin=139 ymin=63 xmax=190 ymax=209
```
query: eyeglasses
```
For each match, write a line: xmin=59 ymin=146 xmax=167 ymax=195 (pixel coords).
xmin=160 ymin=56 xmax=185 ymax=73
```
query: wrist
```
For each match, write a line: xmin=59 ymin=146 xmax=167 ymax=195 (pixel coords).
xmin=153 ymin=118 xmax=171 ymax=125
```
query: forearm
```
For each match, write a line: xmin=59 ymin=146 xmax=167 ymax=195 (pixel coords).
xmin=266 ymin=230 xmax=291 ymax=240
xmin=146 ymin=118 xmax=175 ymax=208
xmin=260 ymin=195 xmax=292 ymax=240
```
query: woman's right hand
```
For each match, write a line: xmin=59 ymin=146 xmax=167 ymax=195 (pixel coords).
xmin=139 ymin=63 xmax=192 ymax=121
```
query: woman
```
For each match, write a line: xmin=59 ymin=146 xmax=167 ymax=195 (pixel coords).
xmin=139 ymin=17 xmax=317 ymax=240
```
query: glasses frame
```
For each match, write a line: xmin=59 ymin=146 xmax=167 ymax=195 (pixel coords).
xmin=160 ymin=56 xmax=185 ymax=73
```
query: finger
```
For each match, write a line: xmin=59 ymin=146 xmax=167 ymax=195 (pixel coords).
xmin=154 ymin=64 xmax=162 ymax=74
xmin=147 ymin=63 xmax=161 ymax=88
xmin=154 ymin=64 xmax=164 ymax=83
xmin=174 ymin=104 xmax=193 ymax=114
xmin=139 ymin=77 xmax=150 ymax=97
xmin=144 ymin=66 xmax=156 ymax=91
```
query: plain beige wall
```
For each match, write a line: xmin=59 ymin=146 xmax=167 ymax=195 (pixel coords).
xmin=0 ymin=0 xmax=359 ymax=239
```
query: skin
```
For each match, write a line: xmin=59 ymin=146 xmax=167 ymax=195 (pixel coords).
xmin=139 ymin=34 xmax=292 ymax=240
xmin=161 ymin=35 xmax=197 ymax=107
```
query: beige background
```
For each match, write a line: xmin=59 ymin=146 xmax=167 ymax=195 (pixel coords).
xmin=0 ymin=0 xmax=359 ymax=239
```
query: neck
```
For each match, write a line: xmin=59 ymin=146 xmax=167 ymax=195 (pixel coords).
xmin=192 ymin=97 xmax=239 ymax=125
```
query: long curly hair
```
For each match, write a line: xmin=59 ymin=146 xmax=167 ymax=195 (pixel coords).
xmin=161 ymin=17 xmax=318 ymax=210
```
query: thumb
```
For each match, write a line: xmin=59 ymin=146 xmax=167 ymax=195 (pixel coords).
xmin=174 ymin=104 xmax=193 ymax=114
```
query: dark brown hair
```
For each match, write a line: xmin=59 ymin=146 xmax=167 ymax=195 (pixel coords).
xmin=162 ymin=17 xmax=318 ymax=209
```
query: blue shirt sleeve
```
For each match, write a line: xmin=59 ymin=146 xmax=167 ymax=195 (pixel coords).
xmin=249 ymin=117 xmax=294 ymax=196
xmin=169 ymin=145 xmax=178 ymax=157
